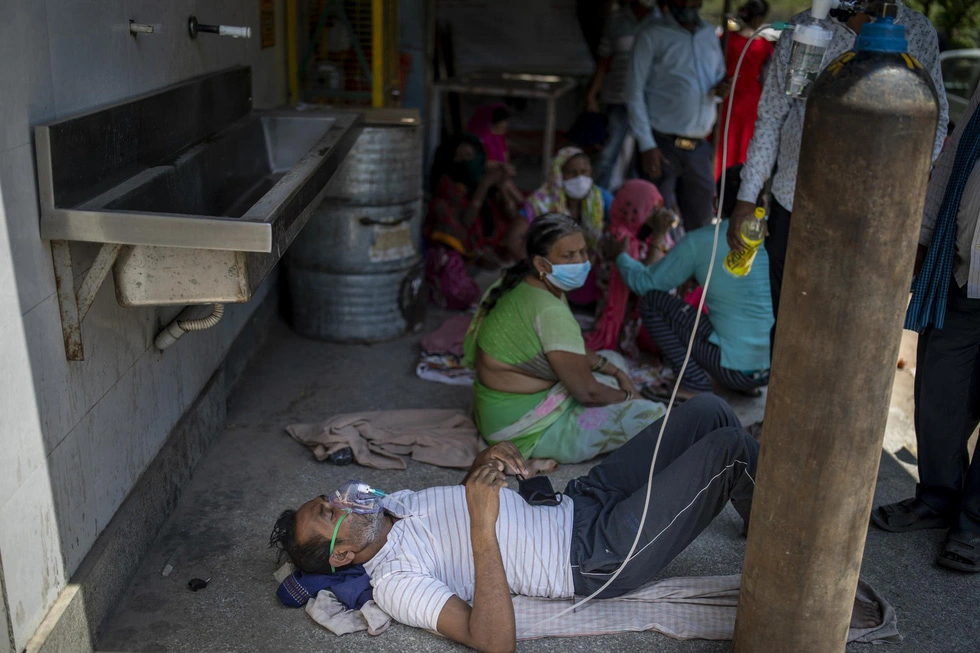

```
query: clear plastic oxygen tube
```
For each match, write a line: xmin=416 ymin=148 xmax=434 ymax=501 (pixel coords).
xmin=521 ymin=21 xmax=791 ymax=632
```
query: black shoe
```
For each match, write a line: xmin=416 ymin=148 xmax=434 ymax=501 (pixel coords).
xmin=870 ymin=497 xmax=953 ymax=532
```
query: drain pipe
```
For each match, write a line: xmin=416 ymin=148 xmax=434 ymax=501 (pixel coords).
xmin=154 ymin=304 xmax=225 ymax=351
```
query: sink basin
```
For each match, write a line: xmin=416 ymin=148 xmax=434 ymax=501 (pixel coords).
xmin=89 ymin=115 xmax=335 ymax=219
xmin=35 ymin=67 xmax=361 ymax=254
xmin=33 ymin=67 xmax=380 ymax=307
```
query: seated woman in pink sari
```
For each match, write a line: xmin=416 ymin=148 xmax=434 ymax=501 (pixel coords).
xmin=467 ymin=103 xmax=525 ymax=211
xmin=586 ymin=179 xmax=676 ymax=355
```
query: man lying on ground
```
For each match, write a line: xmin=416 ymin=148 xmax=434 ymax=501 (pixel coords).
xmin=271 ymin=395 xmax=758 ymax=652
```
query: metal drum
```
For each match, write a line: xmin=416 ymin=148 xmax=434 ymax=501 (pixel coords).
xmin=323 ymin=119 xmax=422 ymax=205
xmin=285 ymin=109 xmax=425 ymax=342
xmin=288 ymin=199 xmax=422 ymax=274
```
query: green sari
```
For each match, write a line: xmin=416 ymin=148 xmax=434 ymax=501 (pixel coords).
xmin=464 ymin=281 xmax=665 ymax=463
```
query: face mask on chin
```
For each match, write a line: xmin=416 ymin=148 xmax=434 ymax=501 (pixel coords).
xmin=563 ymin=175 xmax=594 ymax=200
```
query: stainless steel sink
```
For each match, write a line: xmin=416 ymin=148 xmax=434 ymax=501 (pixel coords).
xmin=34 ymin=67 xmax=368 ymax=306
xmin=85 ymin=114 xmax=335 ymax=220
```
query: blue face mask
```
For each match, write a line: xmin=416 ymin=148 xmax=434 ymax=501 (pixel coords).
xmin=546 ymin=260 xmax=592 ymax=292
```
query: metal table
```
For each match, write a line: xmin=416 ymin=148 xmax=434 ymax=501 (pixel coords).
xmin=429 ymin=72 xmax=578 ymax=179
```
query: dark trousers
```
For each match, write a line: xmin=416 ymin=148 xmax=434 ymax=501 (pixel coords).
xmin=565 ymin=395 xmax=758 ymax=597
xmin=639 ymin=290 xmax=762 ymax=394
xmin=915 ymin=280 xmax=980 ymax=535
xmin=764 ymin=198 xmax=792 ymax=358
xmin=644 ymin=131 xmax=716 ymax=232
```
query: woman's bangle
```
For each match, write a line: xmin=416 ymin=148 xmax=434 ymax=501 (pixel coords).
xmin=622 ymin=389 xmax=633 ymax=402
xmin=591 ymin=355 xmax=607 ymax=373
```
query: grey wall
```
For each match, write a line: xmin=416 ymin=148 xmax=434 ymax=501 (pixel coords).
xmin=400 ymin=0 xmax=429 ymax=113
xmin=436 ymin=0 xmax=594 ymax=75
xmin=0 ymin=1 xmax=287 ymax=649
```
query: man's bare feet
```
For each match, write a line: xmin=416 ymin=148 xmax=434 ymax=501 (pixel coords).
xmin=851 ymin=596 xmax=882 ymax=629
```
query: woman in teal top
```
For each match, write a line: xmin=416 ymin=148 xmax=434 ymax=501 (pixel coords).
xmin=464 ymin=214 xmax=665 ymax=463
xmin=609 ymin=219 xmax=773 ymax=395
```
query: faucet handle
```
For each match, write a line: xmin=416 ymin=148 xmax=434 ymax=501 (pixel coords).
xmin=188 ymin=16 xmax=251 ymax=39
xmin=129 ymin=20 xmax=154 ymax=36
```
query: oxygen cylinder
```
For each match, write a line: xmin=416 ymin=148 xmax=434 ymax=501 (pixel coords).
xmin=733 ymin=14 xmax=938 ymax=653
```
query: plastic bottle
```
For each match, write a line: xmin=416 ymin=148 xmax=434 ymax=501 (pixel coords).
xmin=786 ymin=24 xmax=834 ymax=99
xmin=724 ymin=207 xmax=767 ymax=277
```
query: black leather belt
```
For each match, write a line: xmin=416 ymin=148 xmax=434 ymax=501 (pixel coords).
xmin=654 ymin=131 xmax=702 ymax=151
xmin=672 ymin=137 xmax=699 ymax=151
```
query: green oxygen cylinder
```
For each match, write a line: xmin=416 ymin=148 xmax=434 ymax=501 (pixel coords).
xmin=733 ymin=11 xmax=939 ymax=653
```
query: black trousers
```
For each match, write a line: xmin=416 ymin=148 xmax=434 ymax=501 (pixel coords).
xmin=643 ymin=131 xmax=716 ymax=232
xmin=764 ymin=198 xmax=792 ymax=359
xmin=565 ymin=395 xmax=758 ymax=597
xmin=915 ymin=280 xmax=980 ymax=535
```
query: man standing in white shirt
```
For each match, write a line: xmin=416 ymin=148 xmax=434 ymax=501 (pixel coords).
xmin=727 ymin=1 xmax=948 ymax=354
xmin=871 ymin=87 xmax=980 ymax=573
xmin=271 ymin=395 xmax=758 ymax=651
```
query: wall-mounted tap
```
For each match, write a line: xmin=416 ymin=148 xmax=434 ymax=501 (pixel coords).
xmin=129 ymin=20 xmax=154 ymax=36
xmin=188 ymin=16 xmax=251 ymax=39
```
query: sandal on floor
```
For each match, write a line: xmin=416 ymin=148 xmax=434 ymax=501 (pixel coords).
xmin=870 ymin=497 xmax=952 ymax=533
xmin=641 ymin=385 xmax=688 ymax=404
xmin=938 ymin=529 xmax=980 ymax=573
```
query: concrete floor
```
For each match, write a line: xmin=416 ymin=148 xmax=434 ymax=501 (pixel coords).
xmin=96 ymin=308 xmax=980 ymax=653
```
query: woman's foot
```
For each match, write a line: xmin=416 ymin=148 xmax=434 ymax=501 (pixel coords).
xmin=640 ymin=384 xmax=700 ymax=404
xmin=525 ymin=458 xmax=558 ymax=476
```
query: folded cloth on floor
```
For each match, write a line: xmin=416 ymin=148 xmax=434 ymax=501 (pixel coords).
xmin=277 ymin=566 xmax=372 ymax=610
xmin=286 ymin=409 xmax=482 ymax=470
xmin=513 ymin=575 xmax=901 ymax=644
xmin=306 ymin=592 xmax=392 ymax=637
xmin=420 ymin=313 xmax=472 ymax=357
xmin=416 ymin=352 xmax=476 ymax=386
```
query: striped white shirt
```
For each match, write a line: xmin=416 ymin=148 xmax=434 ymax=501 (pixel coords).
xmin=919 ymin=86 xmax=980 ymax=299
xmin=364 ymin=487 xmax=575 ymax=632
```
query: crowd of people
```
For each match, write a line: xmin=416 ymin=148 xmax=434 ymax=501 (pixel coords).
xmin=268 ymin=0 xmax=980 ymax=649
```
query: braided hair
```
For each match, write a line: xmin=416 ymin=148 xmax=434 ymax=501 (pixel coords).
xmin=480 ymin=213 xmax=583 ymax=315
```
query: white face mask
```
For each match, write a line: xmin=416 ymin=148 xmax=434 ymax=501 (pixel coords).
xmin=563 ymin=175 xmax=594 ymax=200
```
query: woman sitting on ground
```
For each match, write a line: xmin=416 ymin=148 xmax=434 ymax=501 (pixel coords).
xmin=523 ymin=146 xmax=613 ymax=305
xmin=464 ymin=213 xmax=665 ymax=464
xmin=467 ymin=103 xmax=526 ymax=212
xmin=603 ymin=166 xmax=773 ymax=397
xmin=586 ymin=179 xmax=677 ymax=355
xmin=425 ymin=133 xmax=527 ymax=310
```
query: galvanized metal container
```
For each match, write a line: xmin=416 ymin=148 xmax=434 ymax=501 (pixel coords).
xmin=285 ymin=108 xmax=425 ymax=342
xmin=324 ymin=119 xmax=422 ymax=205
xmin=287 ymin=263 xmax=425 ymax=342
xmin=288 ymin=199 xmax=422 ymax=275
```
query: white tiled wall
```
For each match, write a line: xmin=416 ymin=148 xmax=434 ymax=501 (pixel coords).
xmin=0 ymin=0 xmax=287 ymax=648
